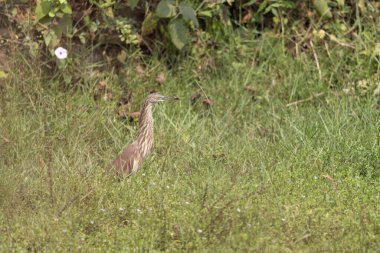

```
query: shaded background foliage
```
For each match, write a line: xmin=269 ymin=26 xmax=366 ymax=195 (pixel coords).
xmin=1 ymin=1 xmax=379 ymax=53
xmin=0 ymin=0 xmax=379 ymax=95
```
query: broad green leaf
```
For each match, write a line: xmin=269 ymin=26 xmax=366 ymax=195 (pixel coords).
xmin=35 ymin=1 xmax=52 ymax=20
xmin=63 ymin=73 xmax=72 ymax=84
xmin=179 ymin=3 xmax=199 ymax=27
xmin=312 ymin=0 xmax=332 ymax=18
xmin=60 ymin=3 xmax=72 ymax=14
xmin=11 ymin=8 xmax=17 ymax=17
xmin=104 ymin=7 xmax=114 ymax=17
xmin=48 ymin=11 xmax=55 ymax=17
xmin=156 ymin=0 xmax=176 ymax=18
xmin=141 ymin=12 xmax=159 ymax=36
xmin=128 ymin=0 xmax=139 ymax=9
xmin=358 ymin=0 xmax=365 ymax=14
xmin=168 ymin=18 xmax=190 ymax=50
xmin=58 ymin=14 xmax=72 ymax=35
xmin=79 ymin=32 xmax=86 ymax=44
xmin=43 ymin=29 xmax=60 ymax=48
xmin=336 ymin=0 xmax=344 ymax=6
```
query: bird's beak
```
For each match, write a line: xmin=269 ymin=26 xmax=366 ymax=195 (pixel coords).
xmin=162 ymin=96 xmax=179 ymax=101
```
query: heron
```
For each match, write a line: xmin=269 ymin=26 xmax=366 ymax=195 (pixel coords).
xmin=110 ymin=93 xmax=179 ymax=176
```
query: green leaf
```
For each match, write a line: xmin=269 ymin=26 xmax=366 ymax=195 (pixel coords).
xmin=312 ymin=0 xmax=332 ymax=18
xmin=141 ymin=12 xmax=159 ymax=36
xmin=43 ymin=29 xmax=60 ymax=49
xmin=179 ymin=3 xmax=199 ymax=27
xmin=0 ymin=70 xmax=8 ymax=79
xmin=11 ymin=8 xmax=17 ymax=17
xmin=336 ymin=0 xmax=344 ymax=6
xmin=60 ymin=3 xmax=72 ymax=14
xmin=257 ymin=0 xmax=269 ymax=13
xmin=243 ymin=0 xmax=258 ymax=7
xmin=58 ymin=14 xmax=72 ymax=35
xmin=63 ymin=73 xmax=72 ymax=84
xmin=104 ymin=7 xmax=114 ymax=17
xmin=35 ymin=1 xmax=52 ymax=20
xmin=48 ymin=11 xmax=55 ymax=18
xmin=156 ymin=0 xmax=176 ymax=18
xmin=198 ymin=10 xmax=212 ymax=17
xmin=168 ymin=18 xmax=190 ymax=50
xmin=128 ymin=0 xmax=140 ymax=9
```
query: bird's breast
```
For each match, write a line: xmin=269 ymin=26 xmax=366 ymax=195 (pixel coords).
xmin=140 ymin=137 xmax=153 ymax=159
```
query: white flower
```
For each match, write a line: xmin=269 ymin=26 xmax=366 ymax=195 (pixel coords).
xmin=196 ymin=229 xmax=203 ymax=234
xmin=236 ymin=208 xmax=241 ymax=213
xmin=119 ymin=207 xmax=124 ymax=211
xmin=55 ymin=47 xmax=68 ymax=59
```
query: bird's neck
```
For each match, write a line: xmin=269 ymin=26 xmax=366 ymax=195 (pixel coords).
xmin=137 ymin=101 xmax=154 ymax=158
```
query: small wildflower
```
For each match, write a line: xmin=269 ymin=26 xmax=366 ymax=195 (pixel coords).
xmin=236 ymin=208 xmax=241 ymax=213
xmin=281 ymin=218 xmax=286 ymax=222
xmin=89 ymin=220 xmax=94 ymax=225
xmin=185 ymin=201 xmax=190 ymax=205
xmin=142 ymin=173 xmax=146 ymax=176
xmin=100 ymin=208 xmax=106 ymax=212
xmin=80 ymin=237 xmax=85 ymax=242
xmin=196 ymin=229 xmax=203 ymax=234
xmin=62 ymin=229 xmax=67 ymax=233
xmin=166 ymin=185 xmax=170 ymax=189
xmin=136 ymin=208 xmax=142 ymax=214
xmin=54 ymin=47 xmax=68 ymax=60
xmin=119 ymin=207 xmax=124 ymax=211
xmin=151 ymin=182 xmax=156 ymax=186
xmin=313 ymin=176 xmax=318 ymax=180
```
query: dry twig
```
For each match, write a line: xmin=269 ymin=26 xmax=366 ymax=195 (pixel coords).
xmin=286 ymin=92 xmax=325 ymax=107
xmin=309 ymin=40 xmax=322 ymax=80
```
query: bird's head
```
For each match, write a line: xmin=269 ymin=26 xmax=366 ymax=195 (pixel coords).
xmin=146 ymin=93 xmax=179 ymax=104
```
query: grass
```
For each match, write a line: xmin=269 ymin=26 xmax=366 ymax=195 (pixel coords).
xmin=0 ymin=34 xmax=379 ymax=252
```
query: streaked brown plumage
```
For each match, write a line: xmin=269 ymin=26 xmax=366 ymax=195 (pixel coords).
xmin=111 ymin=93 xmax=179 ymax=176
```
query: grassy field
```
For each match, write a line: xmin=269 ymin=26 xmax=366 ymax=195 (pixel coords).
xmin=0 ymin=35 xmax=379 ymax=252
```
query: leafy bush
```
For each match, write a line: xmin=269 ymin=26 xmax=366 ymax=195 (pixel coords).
xmin=2 ymin=0 xmax=377 ymax=54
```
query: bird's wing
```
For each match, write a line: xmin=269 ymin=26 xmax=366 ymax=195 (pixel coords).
xmin=111 ymin=141 xmax=141 ymax=175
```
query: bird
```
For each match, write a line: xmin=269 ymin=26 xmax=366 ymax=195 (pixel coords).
xmin=110 ymin=93 xmax=179 ymax=176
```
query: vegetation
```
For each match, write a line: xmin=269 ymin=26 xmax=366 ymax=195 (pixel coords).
xmin=0 ymin=0 xmax=379 ymax=252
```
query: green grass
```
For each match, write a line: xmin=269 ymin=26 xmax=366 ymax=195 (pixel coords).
xmin=0 ymin=36 xmax=379 ymax=252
